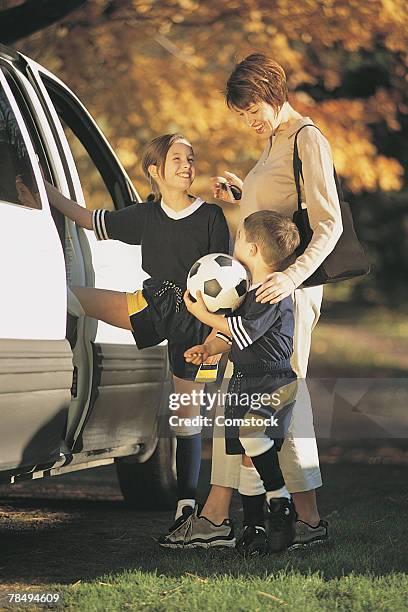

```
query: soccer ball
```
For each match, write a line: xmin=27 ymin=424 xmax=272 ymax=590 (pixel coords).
xmin=187 ymin=253 xmax=250 ymax=313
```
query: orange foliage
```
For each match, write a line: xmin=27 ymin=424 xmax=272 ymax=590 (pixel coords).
xmin=16 ymin=0 xmax=407 ymax=199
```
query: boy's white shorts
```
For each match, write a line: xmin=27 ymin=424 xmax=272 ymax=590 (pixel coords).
xmin=210 ymin=285 xmax=323 ymax=493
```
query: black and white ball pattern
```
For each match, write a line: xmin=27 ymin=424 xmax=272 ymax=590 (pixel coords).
xmin=187 ymin=253 xmax=249 ymax=313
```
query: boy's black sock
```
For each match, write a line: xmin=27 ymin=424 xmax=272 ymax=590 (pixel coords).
xmin=176 ymin=433 xmax=201 ymax=500
xmin=241 ymin=493 xmax=265 ymax=527
xmin=251 ymin=445 xmax=285 ymax=493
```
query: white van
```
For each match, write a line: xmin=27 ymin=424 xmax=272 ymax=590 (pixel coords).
xmin=0 ymin=43 xmax=176 ymax=509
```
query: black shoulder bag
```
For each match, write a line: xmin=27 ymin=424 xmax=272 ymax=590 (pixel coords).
xmin=292 ymin=124 xmax=370 ymax=287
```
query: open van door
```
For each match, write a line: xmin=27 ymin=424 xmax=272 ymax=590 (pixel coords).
xmin=0 ymin=66 xmax=72 ymax=475
xmin=24 ymin=59 xmax=176 ymax=508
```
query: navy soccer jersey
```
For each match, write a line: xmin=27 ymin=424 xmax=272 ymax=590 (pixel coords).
xmin=217 ymin=285 xmax=294 ymax=366
xmin=217 ymin=285 xmax=296 ymax=455
xmin=92 ymin=196 xmax=229 ymax=382
xmin=92 ymin=197 xmax=230 ymax=287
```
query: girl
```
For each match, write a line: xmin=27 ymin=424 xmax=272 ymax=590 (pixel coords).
xmin=45 ymin=133 xmax=230 ymax=541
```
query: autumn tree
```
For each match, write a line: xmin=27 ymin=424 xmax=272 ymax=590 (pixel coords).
xmin=3 ymin=0 xmax=408 ymax=303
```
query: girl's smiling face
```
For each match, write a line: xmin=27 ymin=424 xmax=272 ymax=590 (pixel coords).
xmin=236 ymin=101 xmax=281 ymax=136
xmin=162 ymin=140 xmax=195 ymax=190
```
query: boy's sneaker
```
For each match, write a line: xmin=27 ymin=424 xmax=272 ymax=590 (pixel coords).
xmin=266 ymin=497 xmax=297 ymax=552
xmin=158 ymin=506 xmax=235 ymax=549
xmin=289 ymin=519 xmax=329 ymax=550
xmin=236 ymin=525 xmax=269 ymax=556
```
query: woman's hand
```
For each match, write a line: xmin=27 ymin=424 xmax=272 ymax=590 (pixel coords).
xmin=183 ymin=289 xmax=209 ymax=321
xmin=184 ymin=344 xmax=210 ymax=365
xmin=211 ymin=171 xmax=243 ymax=203
xmin=255 ymin=272 xmax=296 ymax=304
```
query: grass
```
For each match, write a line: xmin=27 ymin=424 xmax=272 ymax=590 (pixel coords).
xmin=0 ymin=463 xmax=407 ymax=611
xmin=60 ymin=572 xmax=407 ymax=611
xmin=0 ymin=307 xmax=407 ymax=611
xmin=309 ymin=306 xmax=408 ymax=377
xmin=61 ymin=464 xmax=408 ymax=611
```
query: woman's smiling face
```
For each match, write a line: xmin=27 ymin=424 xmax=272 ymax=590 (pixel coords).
xmin=236 ymin=101 xmax=280 ymax=136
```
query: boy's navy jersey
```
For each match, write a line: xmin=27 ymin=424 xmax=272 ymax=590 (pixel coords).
xmin=217 ymin=287 xmax=294 ymax=365
xmin=92 ymin=197 xmax=230 ymax=286
xmin=217 ymin=286 xmax=296 ymax=455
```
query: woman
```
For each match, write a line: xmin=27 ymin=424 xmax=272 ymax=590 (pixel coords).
xmin=167 ymin=54 xmax=342 ymax=551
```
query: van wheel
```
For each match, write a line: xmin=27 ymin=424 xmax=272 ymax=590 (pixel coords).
xmin=116 ymin=435 xmax=177 ymax=510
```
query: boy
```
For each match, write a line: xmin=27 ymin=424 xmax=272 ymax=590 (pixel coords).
xmin=160 ymin=210 xmax=300 ymax=552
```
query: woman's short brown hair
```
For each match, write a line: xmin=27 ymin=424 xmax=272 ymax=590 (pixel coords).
xmin=243 ymin=210 xmax=300 ymax=269
xmin=142 ymin=133 xmax=191 ymax=199
xmin=226 ymin=54 xmax=288 ymax=112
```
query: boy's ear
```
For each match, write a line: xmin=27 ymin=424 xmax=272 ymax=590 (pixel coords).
xmin=249 ymin=243 xmax=258 ymax=257
xmin=148 ymin=164 xmax=159 ymax=179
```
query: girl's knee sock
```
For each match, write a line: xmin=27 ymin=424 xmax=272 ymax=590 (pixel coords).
xmin=175 ymin=433 xmax=202 ymax=508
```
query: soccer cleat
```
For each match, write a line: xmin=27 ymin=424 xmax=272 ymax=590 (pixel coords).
xmin=158 ymin=506 xmax=236 ymax=549
xmin=266 ymin=497 xmax=297 ymax=552
xmin=235 ymin=525 xmax=269 ymax=556
xmin=289 ymin=519 xmax=329 ymax=550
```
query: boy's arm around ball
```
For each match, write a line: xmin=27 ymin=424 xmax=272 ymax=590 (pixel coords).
xmin=183 ymin=290 xmax=230 ymax=336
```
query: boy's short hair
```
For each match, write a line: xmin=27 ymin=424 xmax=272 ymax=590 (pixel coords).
xmin=243 ymin=210 xmax=300 ymax=269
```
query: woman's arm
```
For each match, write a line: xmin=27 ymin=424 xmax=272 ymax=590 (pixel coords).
xmin=45 ymin=181 xmax=93 ymax=230
xmin=284 ymin=128 xmax=343 ymax=288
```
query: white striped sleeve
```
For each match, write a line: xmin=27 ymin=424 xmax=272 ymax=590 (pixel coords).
xmin=226 ymin=301 xmax=281 ymax=351
xmin=215 ymin=332 xmax=233 ymax=345
xmin=227 ymin=315 xmax=253 ymax=351
xmin=92 ymin=209 xmax=110 ymax=241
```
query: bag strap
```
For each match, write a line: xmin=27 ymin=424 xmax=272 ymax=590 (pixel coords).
xmin=293 ymin=123 xmax=344 ymax=212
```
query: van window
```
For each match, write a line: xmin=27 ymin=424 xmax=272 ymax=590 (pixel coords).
xmin=0 ymin=76 xmax=42 ymax=210
xmin=57 ymin=116 xmax=116 ymax=212
xmin=41 ymin=76 xmax=138 ymax=212
xmin=1 ymin=66 xmax=65 ymax=244
xmin=3 ymin=67 xmax=52 ymax=184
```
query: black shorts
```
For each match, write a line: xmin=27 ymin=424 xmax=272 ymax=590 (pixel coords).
xmin=127 ymin=279 xmax=211 ymax=381
xmin=224 ymin=362 xmax=297 ymax=455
